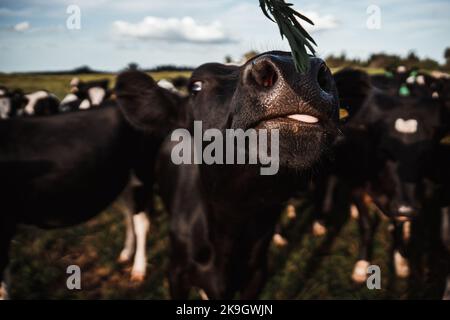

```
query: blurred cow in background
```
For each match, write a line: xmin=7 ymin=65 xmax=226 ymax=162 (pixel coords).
xmin=0 ymin=86 xmax=59 ymax=119
xmin=0 ymin=74 xmax=182 ymax=298
xmin=308 ymin=68 xmax=449 ymax=291
xmin=59 ymin=78 xmax=112 ymax=112
xmin=0 ymin=87 xmax=26 ymax=119
xmin=23 ymin=90 xmax=60 ymax=116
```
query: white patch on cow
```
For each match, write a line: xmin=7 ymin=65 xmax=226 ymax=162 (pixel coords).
xmin=24 ymin=90 xmax=49 ymax=115
xmin=70 ymin=77 xmax=80 ymax=87
xmin=394 ymin=250 xmax=409 ymax=278
xmin=286 ymin=204 xmax=296 ymax=220
xmin=350 ymin=204 xmax=359 ymax=219
xmin=272 ymin=233 xmax=288 ymax=247
xmin=397 ymin=66 xmax=407 ymax=73
xmin=198 ymin=289 xmax=209 ymax=300
xmin=60 ymin=93 xmax=78 ymax=105
xmin=0 ymin=97 xmax=11 ymax=119
xmin=79 ymin=99 xmax=91 ymax=110
xmin=312 ymin=221 xmax=327 ymax=237
xmin=0 ymin=89 xmax=5 ymax=96
xmin=416 ymin=75 xmax=425 ymax=85
xmin=403 ymin=221 xmax=411 ymax=242
xmin=432 ymin=91 xmax=439 ymax=99
xmin=0 ymin=281 xmax=8 ymax=300
xmin=157 ymin=79 xmax=179 ymax=94
xmin=131 ymin=212 xmax=150 ymax=282
xmin=88 ymin=87 xmax=106 ymax=106
xmin=395 ymin=118 xmax=418 ymax=134
xmin=352 ymin=260 xmax=370 ymax=283
xmin=406 ymin=76 xmax=415 ymax=84
xmin=398 ymin=205 xmax=413 ymax=214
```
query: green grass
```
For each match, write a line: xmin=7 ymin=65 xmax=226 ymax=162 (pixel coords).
xmin=3 ymin=72 xmax=448 ymax=299
xmin=8 ymin=196 xmax=447 ymax=299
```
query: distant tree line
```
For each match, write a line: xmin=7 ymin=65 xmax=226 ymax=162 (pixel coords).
xmin=225 ymin=48 xmax=450 ymax=72
xmin=144 ymin=65 xmax=194 ymax=72
xmin=324 ymin=48 xmax=450 ymax=71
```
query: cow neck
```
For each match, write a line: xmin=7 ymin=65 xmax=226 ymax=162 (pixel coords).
xmin=199 ymin=163 xmax=301 ymax=216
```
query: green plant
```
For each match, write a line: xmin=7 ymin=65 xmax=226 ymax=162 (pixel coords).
xmin=259 ymin=0 xmax=316 ymax=73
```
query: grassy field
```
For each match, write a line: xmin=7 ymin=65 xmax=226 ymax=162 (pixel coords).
xmin=1 ymin=71 xmax=448 ymax=300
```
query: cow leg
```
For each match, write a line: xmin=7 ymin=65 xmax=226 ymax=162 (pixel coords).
xmin=312 ymin=175 xmax=337 ymax=237
xmin=392 ymin=221 xmax=410 ymax=278
xmin=168 ymin=235 xmax=191 ymax=299
xmin=240 ymin=231 xmax=273 ymax=299
xmin=239 ymin=265 xmax=268 ymax=300
xmin=117 ymin=182 xmax=137 ymax=263
xmin=130 ymin=211 xmax=150 ymax=282
xmin=352 ymin=193 xmax=379 ymax=283
xmin=168 ymin=265 xmax=190 ymax=299
xmin=273 ymin=203 xmax=297 ymax=247
xmin=118 ymin=206 xmax=136 ymax=263
xmin=121 ymin=183 xmax=152 ymax=282
xmin=272 ymin=223 xmax=288 ymax=247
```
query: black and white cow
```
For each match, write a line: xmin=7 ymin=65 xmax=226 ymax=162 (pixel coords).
xmin=23 ymin=90 xmax=60 ymax=116
xmin=115 ymin=51 xmax=340 ymax=299
xmin=0 ymin=87 xmax=26 ymax=119
xmin=59 ymin=78 xmax=111 ymax=112
xmin=0 ymin=78 xmax=182 ymax=298
xmin=0 ymin=87 xmax=59 ymax=119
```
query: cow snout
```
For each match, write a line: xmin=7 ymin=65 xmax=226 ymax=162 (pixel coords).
xmin=244 ymin=55 xmax=335 ymax=97
xmin=239 ymin=53 xmax=339 ymax=126
xmin=312 ymin=58 xmax=335 ymax=95
xmin=232 ymin=52 xmax=339 ymax=170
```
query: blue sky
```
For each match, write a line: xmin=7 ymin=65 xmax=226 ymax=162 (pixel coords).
xmin=0 ymin=0 xmax=449 ymax=72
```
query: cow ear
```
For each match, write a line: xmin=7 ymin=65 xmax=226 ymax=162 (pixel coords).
xmin=115 ymin=70 xmax=181 ymax=134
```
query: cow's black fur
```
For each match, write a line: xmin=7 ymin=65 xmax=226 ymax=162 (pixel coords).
xmin=116 ymin=51 xmax=340 ymax=299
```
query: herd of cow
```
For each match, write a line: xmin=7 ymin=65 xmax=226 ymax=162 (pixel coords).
xmin=0 ymin=51 xmax=449 ymax=300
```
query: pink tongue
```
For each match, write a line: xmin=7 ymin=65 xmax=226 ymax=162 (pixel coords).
xmin=287 ymin=114 xmax=319 ymax=124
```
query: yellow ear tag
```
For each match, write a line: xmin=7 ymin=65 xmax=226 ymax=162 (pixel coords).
xmin=339 ymin=108 xmax=349 ymax=120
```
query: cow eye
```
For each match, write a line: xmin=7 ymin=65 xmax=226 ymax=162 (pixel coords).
xmin=190 ymin=81 xmax=203 ymax=95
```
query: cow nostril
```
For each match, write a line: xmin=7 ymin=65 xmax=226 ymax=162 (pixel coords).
xmin=250 ymin=61 xmax=278 ymax=89
xmin=317 ymin=64 xmax=332 ymax=93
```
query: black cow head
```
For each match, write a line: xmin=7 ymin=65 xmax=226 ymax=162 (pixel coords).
xmin=373 ymin=96 xmax=443 ymax=220
xmin=116 ymin=51 xmax=339 ymax=172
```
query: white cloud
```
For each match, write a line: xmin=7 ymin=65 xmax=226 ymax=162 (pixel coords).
xmin=112 ymin=16 xmax=235 ymax=44
xmin=301 ymin=11 xmax=339 ymax=33
xmin=14 ymin=21 xmax=30 ymax=32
